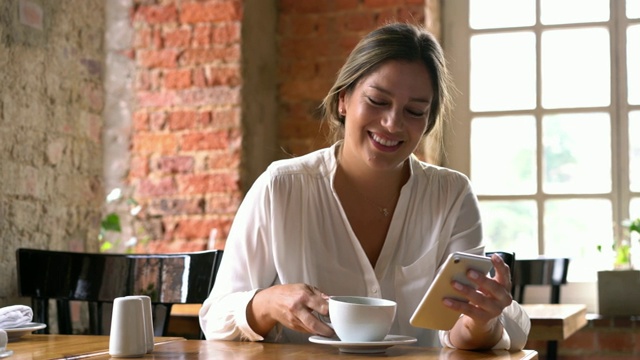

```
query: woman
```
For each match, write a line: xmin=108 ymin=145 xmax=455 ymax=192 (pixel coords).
xmin=200 ymin=22 xmax=530 ymax=350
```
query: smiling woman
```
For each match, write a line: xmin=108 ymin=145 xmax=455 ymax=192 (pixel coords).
xmin=199 ymin=22 xmax=530 ymax=352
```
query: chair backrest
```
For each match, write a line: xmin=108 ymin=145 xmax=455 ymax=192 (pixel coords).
xmin=513 ymin=257 xmax=570 ymax=304
xmin=16 ymin=248 xmax=223 ymax=336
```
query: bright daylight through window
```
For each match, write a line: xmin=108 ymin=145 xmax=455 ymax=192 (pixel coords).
xmin=443 ymin=0 xmax=640 ymax=283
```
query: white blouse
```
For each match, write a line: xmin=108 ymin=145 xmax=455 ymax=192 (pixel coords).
xmin=199 ymin=143 xmax=530 ymax=349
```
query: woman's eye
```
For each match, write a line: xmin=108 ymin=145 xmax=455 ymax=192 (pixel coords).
xmin=367 ymin=97 xmax=386 ymax=106
xmin=407 ymin=109 xmax=425 ymax=117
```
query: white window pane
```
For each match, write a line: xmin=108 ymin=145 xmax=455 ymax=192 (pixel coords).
xmin=542 ymin=28 xmax=611 ymax=109
xmin=471 ymin=116 xmax=537 ymax=195
xmin=541 ymin=0 xmax=609 ymax=25
xmin=631 ymin=111 xmax=640 ymax=192
xmin=628 ymin=25 xmax=640 ymax=105
xmin=480 ymin=200 xmax=538 ymax=258
xmin=543 ymin=113 xmax=611 ymax=194
xmin=470 ymin=33 xmax=536 ymax=112
xmin=631 ymin=198 xmax=640 ymax=220
xmin=628 ymin=0 xmax=640 ymax=18
xmin=545 ymin=199 xmax=613 ymax=281
xmin=469 ymin=0 xmax=535 ymax=29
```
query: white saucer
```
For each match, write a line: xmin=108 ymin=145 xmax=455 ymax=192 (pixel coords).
xmin=4 ymin=322 xmax=47 ymax=341
xmin=309 ymin=334 xmax=417 ymax=353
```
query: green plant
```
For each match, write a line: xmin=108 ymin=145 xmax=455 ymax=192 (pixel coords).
xmin=99 ymin=188 xmax=149 ymax=253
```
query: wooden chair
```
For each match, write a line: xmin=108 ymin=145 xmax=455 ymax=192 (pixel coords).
xmin=16 ymin=248 xmax=223 ymax=337
xmin=513 ymin=257 xmax=570 ymax=360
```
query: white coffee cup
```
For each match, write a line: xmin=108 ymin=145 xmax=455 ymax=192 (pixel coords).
xmin=126 ymin=295 xmax=154 ymax=353
xmin=109 ymin=297 xmax=146 ymax=357
xmin=327 ymin=296 xmax=397 ymax=342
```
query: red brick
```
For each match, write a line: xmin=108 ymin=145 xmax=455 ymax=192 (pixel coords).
xmin=138 ymin=49 xmax=179 ymax=68
xmin=136 ymin=91 xmax=177 ymax=108
xmin=206 ymin=66 xmax=241 ymax=86
xmin=181 ymin=130 xmax=229 ymax=151
xmin=207 ymin=150 xmax=241 ymax=170
xmin=164 ymin=68 xmax=192 ymax=89
xmin=279 ymin=0 xmax=331 ymax=14
xmin=135 ymin=70 xmax=151 ymax=91
xmin=172 ymin=218 xmax=219 ymax=239
xmin=181 ymin=45 xmax=241 ymax=65
xmin=132 ymin=133 xmax=178 ymax=154
xmin=129 ymin=156 xmax=149 ymax=179
xmin=148 ymin=197 xmax=204 ymax=216
xmin=335 ymin=0 xmax=360 ymax=10
xmin=176 ymin=87 xmax=240 ymax=107
xmin=149 ymin=111 xmax=168 ymax=131
xmin=279 ymin=78 xmax=331 ymax=101
xmin=336 ymin=12 xmax=376 ymax=33
xmin=143 ymin=237 xmax=208 ymax=253
xmin=163 ymin=27 xmax=191 ymax=48
xmin=180 ymin=1 xmax=243 ymax=24
xmin=132 ymin=111 xmax=148 ymax=132
xmin=134 ymin=4 xmax=177 ymax=24
xmin=205 ymin=194 xmax=242 ymax=214
xmin=138 ymin=177 xmax=177 ymax=197
xmin=168 ymin=110 xmax=198 ymax=130
xmin=211 ymin=23 xmax=241 ymax=45
xmin=192 ymin=68 xmax=207 ymax=87
xmin=155 ymin=156 xmax=195 ymax=174
xmin=193 ymin=24 xmax=212 ymax=47
xmin=279 ymin=118 xmax=324 ymax=139
xmin=178 ymin=173 xmax=240 ymax=195
xmin=363 ymin=0 xmax=408 ymax=8
xmin=202 ymin=108 xmax=239 ymax=129
xmin=281 ymin=37 xmax=333 ymax=59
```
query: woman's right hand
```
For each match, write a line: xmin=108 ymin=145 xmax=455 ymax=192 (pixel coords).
xmin=247 ymin=283 xmax=335 ymax=338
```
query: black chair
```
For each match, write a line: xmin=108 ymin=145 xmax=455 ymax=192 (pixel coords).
xmin=513 ymin=257 xmax=570 ymax=360
xmin=16 ymin=248 xmax=223 ymax=337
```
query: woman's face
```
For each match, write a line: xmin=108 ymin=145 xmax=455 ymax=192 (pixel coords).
xmin=338 ymin=60 xmax=434 ymax=172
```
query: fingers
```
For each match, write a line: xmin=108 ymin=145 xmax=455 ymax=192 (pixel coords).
xmin=269 ymin=284 xmax=334 ymax=337
xmin=444 ymin=258 xmax=514 ymax=325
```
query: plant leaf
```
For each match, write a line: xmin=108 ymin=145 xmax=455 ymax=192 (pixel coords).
xmin=101 ymin=213 xmax=122 ymax=232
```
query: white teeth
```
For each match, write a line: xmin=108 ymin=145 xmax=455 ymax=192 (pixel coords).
xmin=371 ymin=133 xmax=400 ymax=147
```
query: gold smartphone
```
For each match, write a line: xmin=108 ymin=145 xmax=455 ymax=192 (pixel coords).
xmin=409 ymin=252 xmax=493 ymax=330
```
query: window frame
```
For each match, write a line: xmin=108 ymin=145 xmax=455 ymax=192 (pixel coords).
xmin=441 ymin=0 xmax=639 ymax=310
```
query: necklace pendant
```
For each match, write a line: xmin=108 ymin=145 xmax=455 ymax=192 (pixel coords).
xmin=381 ymin=208 xmax=389 ymax=217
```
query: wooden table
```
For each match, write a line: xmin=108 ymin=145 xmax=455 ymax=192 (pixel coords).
xmin=7 ymin=334 xmax=538 ymax=359
xmin=521 ymin=304 xmax=588 ymax=341
xmin=6 ymin=334 xmax=181 ymax=359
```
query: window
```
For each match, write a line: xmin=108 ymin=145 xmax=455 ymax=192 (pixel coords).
xmin=443 ymin=0 xmax=640 ymax=282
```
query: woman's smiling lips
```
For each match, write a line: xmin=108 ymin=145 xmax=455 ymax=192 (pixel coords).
xmin=369 ymin=131 xmax=403 ymax=151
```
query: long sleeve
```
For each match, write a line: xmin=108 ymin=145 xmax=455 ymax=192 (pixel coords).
xmin=199 ymin=171 xmax=276 ymax=341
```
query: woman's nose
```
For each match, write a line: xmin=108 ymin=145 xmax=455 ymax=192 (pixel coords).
xmin=381 ymin=108 xmax=404 ymax=131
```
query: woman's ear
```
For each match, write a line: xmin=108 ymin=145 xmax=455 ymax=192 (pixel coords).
xmin=338 ymin=90 xmax=346 ymax=116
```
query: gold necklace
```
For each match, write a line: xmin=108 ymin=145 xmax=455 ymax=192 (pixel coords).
xmin=350 ymin=181 xmax=400 ymax=217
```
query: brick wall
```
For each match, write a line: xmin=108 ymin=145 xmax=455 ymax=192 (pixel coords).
xmin=126 ymin=0 xmax=438 ymax=252
xmin=526 ymin=316 xmax=640 ymax=359
xmin=129 ymin=0 xmax=244 ymax=252
xmin=0 ymin=0 xmax=105 ymax=307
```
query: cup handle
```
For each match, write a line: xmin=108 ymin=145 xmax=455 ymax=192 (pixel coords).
xmin=316 ymin=313 xmax=333 ymax=329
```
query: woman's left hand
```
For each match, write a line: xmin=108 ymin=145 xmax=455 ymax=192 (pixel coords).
xmin=445 ymin=253 xmax=513 ymax=349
